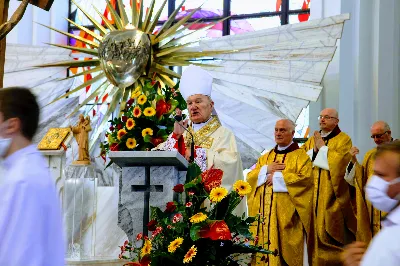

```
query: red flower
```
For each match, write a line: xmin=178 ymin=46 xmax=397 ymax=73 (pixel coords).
xmin=120 ymin=245 xmax=126 ymax=252
xmin=117 ymin=124 xmax=123 ymax=130
xmin=150 ymin=137 xmax=164 ymax=147
xmin=122 ymin=116 xmax=128 ymax=122
xmin=147 ymin=220 xmax=157 ymax=231
xmin=165 ymin=202 xmax=176 ymax=213
xmin=201 ymin=168 xmax=224 ymax=193
xmin=144 ymin=236 xmax=149 ymax=240
xmin=173 ymin=184 xmax=184 ymax=193
xmin=140 ymin=255 xmax=151 ymax=266
xmin=188 ymin=191 xmax=195 ymax=196
xmin=186 ymin=202 xmax=193 ymax=208
xmin=110 ymin=143 xmax=119 ymax=151
xmin=109 ymin=126 xmax=115 ymax=131
xmin=127 ymin=98 xmax=134 ymax=106
xmin=136 ymin=233 xmax=143 ymax=241
xmin=155 ymin=99 xmax=171 ymax=118
xmin=124 ymin=240 xmax=129 ymax=246
xmin=199 ymin=221 xmax=231 ymax=241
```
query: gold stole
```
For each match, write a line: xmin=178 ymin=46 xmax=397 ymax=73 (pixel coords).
xmin=184 ymin=116 xmax=221 ymax=149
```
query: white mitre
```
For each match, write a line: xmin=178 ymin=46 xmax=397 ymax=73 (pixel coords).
xmin=179 ymin=65 xmax=213 ymax=100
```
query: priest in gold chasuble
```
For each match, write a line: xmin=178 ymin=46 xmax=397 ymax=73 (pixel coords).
xmin=301 ymin=108 xmax=357 ymax=265
xmin=344 ymin=121 xmax=395 ymax=242
xmin=247 ymin=119 xmax=313 ymax=266
xmin=156 ymin=65 xmax=246 ymax=216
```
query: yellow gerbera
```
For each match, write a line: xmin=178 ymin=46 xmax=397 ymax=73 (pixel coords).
xmin=142 ymin=128 xmax=154 ymax=137
xmin=138 ymin=94 xmax=147 ymax=105
xmin=126 ymin=138 xmax=137 ymax=149
xmin=168 ymin=237 xmax=183 ymax=253
xmin=233 ymin=180 xmax=252 ymax=196
xmin=107 ymin=134 xmax=116 ymax=144
xmin=131 ymin=90 xmax=141 ymax=99
xmin=117 ymin=129 xmax=127 ymax=140
xmin=189 ymin=212 xmax=207 ymax=224
xmin=209 ymin=187 xmax=228 ymax=203
xmin=183 ymin=245 xmax=197 ymax=264
xmin=126 ymin=118 xmax=135 ymax=130
xmin=141 ymin=240 xmax=152 ymax=256
xmin=133 ymin=106 xmax=142 ymax=118
xmin=143 ymin=107 xmax=156 ymax=117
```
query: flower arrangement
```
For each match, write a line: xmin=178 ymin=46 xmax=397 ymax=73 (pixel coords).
xmin=100 ymin=80 xmax=186 ymax=158
xmin=118 ymin=164 xmax=275 ymax=266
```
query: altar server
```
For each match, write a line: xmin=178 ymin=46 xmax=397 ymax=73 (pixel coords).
xmin=0 ymin=87 xmax=64 ymax=266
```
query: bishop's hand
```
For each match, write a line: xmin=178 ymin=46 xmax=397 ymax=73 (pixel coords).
xmin=173 ymin=109 xmax=188 ymax=139
xmin=267 ymin=162 xmax=285 ymax=174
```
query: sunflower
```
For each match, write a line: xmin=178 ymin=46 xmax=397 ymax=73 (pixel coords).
xmin=233 ymin=180 xmax=252 ymax=196
xmin=117 ymin=129 xmax=127 ymax=140
xmin=126 ymin=138 xmax=137 ymax=149
xmin=168 ymin=237 xmax=183 ymax=253
xmin=131 ymin=87 xmax=141 ymax=99
xmin=126 ymin=118 xmax=135 ymax=130
xmin=209 ymin=187 xmax=228 ymax=203
xmin=183 ymin=245 xmax=197 ymax=264
xmin=133 ymin=106 xmax=142 ymax=118
xmin=189 ymin=212 xmax=207 ymax=224
xmin=142 ymin=128 xmax=154 ymax=137
xmin=138 ymin=94 xmax=147 ymax=105
xmin=141 ymin=240 xmax=152 ymax=257
xmin=143 ymin=107 xmax=156 ymax=117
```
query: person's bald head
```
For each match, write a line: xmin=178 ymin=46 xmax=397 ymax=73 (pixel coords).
xmin=319 ymin=108 xmax=339 ymax=133
xmin=275 ymin=119 xmax=295 ymax=147
xmin=371 ymin=120 xmax=392 ymax=146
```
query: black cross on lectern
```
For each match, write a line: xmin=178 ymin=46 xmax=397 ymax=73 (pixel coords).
xmin=131 ymin=166 xmax=163 ymax=236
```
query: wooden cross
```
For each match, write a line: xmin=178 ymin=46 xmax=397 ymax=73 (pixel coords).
xmin=0 ymin=0 xmax=54 ymax=87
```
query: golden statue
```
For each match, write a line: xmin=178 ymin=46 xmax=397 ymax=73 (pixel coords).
xmin=70 ymin=114 xmax=92 ymax=165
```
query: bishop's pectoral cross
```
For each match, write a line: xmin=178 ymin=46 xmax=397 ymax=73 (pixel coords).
xmin=0 ymin=0 xmax=54 ymax=87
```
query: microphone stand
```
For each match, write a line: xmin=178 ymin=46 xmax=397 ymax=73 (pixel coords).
xmin=174 ymin=115 xmax=195 ymax=163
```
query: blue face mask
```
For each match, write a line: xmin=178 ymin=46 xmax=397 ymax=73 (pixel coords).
xmin=366 ymin=175 xmax=400 ymax=212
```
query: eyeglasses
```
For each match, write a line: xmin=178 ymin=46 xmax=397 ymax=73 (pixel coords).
xmin=318 ymin=115 xmax=338 ymax=120
xmin=371 ymin=131 xmax=388 ymax=139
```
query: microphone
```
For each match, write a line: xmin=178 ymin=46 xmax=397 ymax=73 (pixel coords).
xmin=174 ymin=115 xmax=195 ymax=163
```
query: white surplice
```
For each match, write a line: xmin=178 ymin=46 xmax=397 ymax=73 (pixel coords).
xmin=0 ymin=145 xmax=64 ymax=266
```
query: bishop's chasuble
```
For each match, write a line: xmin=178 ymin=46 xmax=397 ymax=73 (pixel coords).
xmin=157 ymin=116 xmax=246 ymax=216
xmin=345 ymin=147 xmax=388 ymax=243
xmin=301 ymin=126 xmax=357 ymax=265
xmin=247 ymin=142 xmax=313 ymax=266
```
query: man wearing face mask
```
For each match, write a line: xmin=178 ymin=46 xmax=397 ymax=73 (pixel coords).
xmin=301 ymin=108 xmax=357 ymax=265
xmin=156 ymin=65 xmax=246 ymax=216
xmin=344 ymin=121 xmax=395 ymax=242
xmin=342 ymin=140 xmax=400 ymax=266
xmin=0 ymin=87 xmax=64 ymax=265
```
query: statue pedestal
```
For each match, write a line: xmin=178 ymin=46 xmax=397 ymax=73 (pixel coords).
xmin=64 ymin=165 xmax=98 ymax=260
xmin=109 ymin=151 xmax=188 ymax=242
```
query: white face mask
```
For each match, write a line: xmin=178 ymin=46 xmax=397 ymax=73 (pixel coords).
xmin=365 ymin=175 xmax=400 ymax=212
xmin=0 ymin=137 xmax=12 ymax=158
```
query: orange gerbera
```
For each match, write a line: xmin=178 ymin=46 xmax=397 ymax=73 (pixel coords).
xmin=126 ymin=118 xmax=135 ymax=130
xmin=117 ymin=129 xmax=127 ymax=140
xmin=133 ymin=107 xmax=142 ymax=118
xmin=183 ymin=245 xmax=197 ymax=264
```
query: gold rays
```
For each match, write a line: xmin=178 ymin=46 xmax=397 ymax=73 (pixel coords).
xmin=37 ymin=0 xmax=232 ymax=148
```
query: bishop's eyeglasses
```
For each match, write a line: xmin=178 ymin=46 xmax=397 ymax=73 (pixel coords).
xmin=318 ymin=115 xmax=338 ymax=120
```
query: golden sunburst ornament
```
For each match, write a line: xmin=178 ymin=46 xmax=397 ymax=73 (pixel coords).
xmin=37 ymin=0 xmax=230 ymax=147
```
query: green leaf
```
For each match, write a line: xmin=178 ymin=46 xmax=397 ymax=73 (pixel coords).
xmin=156 ymin=129 xmax=167 ymax=139
xmin=186 ymin=163 xmax=202 ymax=183
xmin=190 ymin=224 xmax=201 ymax=241
xmin=167 ymin=99 xmax=179 ymax=114
xmin=143 ymin=134 xmax=152 ymax=143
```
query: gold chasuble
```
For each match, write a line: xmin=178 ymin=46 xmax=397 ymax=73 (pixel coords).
xmin=247 ymin=143 xmax=313 ymax=266
xmin=301 ymin=127 xmax=357 ymax=265
xmin=352 ymin=148 xmax=386 ymax=242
